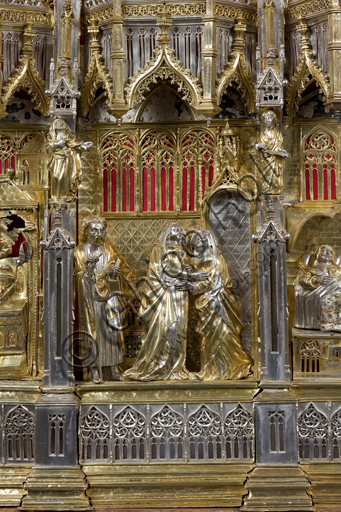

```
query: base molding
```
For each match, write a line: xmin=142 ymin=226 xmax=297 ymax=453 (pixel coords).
xmin=241 ymin=464 xmax=314 ymax=511
xmin=303 ymin=463 xmax=341 ymax=509
xmin=83 ymin=463 xmax=252 ymax=508
xmin=0 ymin=466 xmax=30 ymax=506
xmin=20 ymin=467 xmax=92 ymax=511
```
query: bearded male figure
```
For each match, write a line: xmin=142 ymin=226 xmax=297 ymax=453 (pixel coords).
xmin=74 ymin=215 xmax=132 ymax=383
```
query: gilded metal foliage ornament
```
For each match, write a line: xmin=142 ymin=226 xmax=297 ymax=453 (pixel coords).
xmin=286 ymin=18 xmax=330 ymax=117
xmin=216 ymin=18 xmax=256 ymax=114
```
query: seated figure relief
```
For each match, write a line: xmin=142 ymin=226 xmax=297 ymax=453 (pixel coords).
xmin=295 ymin=245 xmax=341 ymax=331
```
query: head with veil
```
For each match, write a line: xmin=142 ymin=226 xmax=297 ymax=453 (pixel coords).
xmin=159 ymin=223 xmax=187 ymax=250
xmin=189 ymin=229 xmax=219 ymax=264
xmin=308 ymin=245 xmax=338 ymax=269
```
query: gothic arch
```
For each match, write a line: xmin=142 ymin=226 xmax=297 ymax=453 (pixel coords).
xmin=2 ymin=52 xmax=49 ymax=116
xmin=81 ymin=50 xmax=114 ymax=118
xmin=125 ymin=44 xmax=202 ymax=111
xmin=216 ymin=52 xmax=256 ymax=115
xmin=134 ymin=84 xmax=199 ymax=123
xmin=286 ymin=21 xmax=330 ymax=118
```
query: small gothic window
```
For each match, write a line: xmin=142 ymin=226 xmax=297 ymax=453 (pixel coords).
xmin=184 ymin=27 xmax=191 ymax=69
xmin=80 ymin=406 xmax=110 ymax=462
xmin=150 ymin=405 xmax=184 ymax=461
xmin=172 ymin=27 xmax=180 ymax=61
xmin=303 ymin=129 xmax=337 ymax=201
xmin=113 ymin=406 xmax=146 ymax=462
xmin=298 ymin=403 xmax=328 ymax=461
xmin=195 ymin=27 xmax=203 ymax=79
xmin=49 ymin=414 xmax=65 ymax=456
xmin=268 ymin=411 xmax=285 ymax=453
xmin=5 ymin=405 xmax=35 ymax=463
xmin=331 ymin=408 xmax=341 ymax=460
xmin=139 ymin=29 xmax=146 ymax=68
xmin=225 ymin=404 xmax=254 ymax=461
xmin=300 ymin=340 xmax=321 ymax=373
xmin=150 ymin=28 xmax=156 ymax=59
xmin=188 ymin=405 xmax=222 ymax=461
xmin=126 ymin=29 xmax=134 ymax=77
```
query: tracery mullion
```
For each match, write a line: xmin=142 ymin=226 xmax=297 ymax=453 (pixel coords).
xmin=156 ymin=146 xmax=161 ymax=212
xmin=318 ymin=160 xmax=323 ymax=201
xmin=117 ymin=154 xmax=122 ymax=212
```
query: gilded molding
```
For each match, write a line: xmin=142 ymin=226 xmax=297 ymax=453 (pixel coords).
xmin=2 ymin=24 xmax=49 ymax=116
xmin=0 ymin=7 xmax=53 ymax=25
xmin=83 ymin=2 xmax=256 ymax=23
xmin=216 ymin=18 xmax=256 ymax=114
xmin=215 ymin=3 xmax=257 ymax=22
xmin=81 ymin=21 xmax=114 ymax=118
xmin=285 ymin=0 xmax=331 ymax=21
xmin=286 ymin=18 xmax=329 ymax=117
xmin=125 ymin=10 xmax=202 ymax=109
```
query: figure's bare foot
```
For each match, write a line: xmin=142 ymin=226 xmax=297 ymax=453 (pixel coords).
xmin=92 ymin=368 xmax=101 ymax=384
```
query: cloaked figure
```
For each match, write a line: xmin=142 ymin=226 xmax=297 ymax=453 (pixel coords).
xmin=74 ymin=215 xmax=132 ymax=383
xmin=185 ymin=230 xmax=253 ymax=380
xmin=123 ymin=223 xmax=208 ymax=381
xmin=47 ymin=117 xmax=94 ymax=202
xmin=256 ymin=108 xmax=288 ymax=194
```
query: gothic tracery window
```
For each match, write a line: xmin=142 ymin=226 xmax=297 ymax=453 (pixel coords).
xmin=300 ymin=340 xmax=321 ymax=373
xmin=298 ymin=403 xmax=328 ymax=461
xmin=188 ymin=405 xmax=222 ymax=461
xmin=0 ymin=135 xmax=16 ymax=175
xmin=102 ymin=133 xmax=136 ymax=213
xmin=172 ymin=27 xmax=180 ymax=61
xmin=141 ymin=131 xmax=175 ymax=212
xmin=180 ymin=130 xmax=215 ymax=211
xmin=184 ymin=27 xmax=191 ymax=69
xmin=113 ymin=406 xmax=146 ymax=461
xmin=126 ymin=28 xmax=134 ymax=78
xmin=150 ymin=405 xmax=184 ymax=461
xmin=139 ymin=29 xmax=146 ymax=68
xmin=5 ymin=405 xmax=35 ymax=462
xmin=80 ymin=406 xmax=110 ymax=462
xmin=225 ymin=404 xmax=254 ymax=461
xmin=303 ymin=129 xmax=337 ymax=201
xmin=331 ymin=408 xmax=341 ymax=460
xmin=2 ymin=32 xmax=20 ymax=84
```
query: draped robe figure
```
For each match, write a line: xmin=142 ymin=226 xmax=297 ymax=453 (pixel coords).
xmin=47 ymin=117 xmax=93 ymax=202
xmin=123 ymin=223 xmax=206 ymax=381
xmin=256 ymin=109 xmax=287 ymax=194
xmin=295 ymin=245 xmax=341 ymax=331
xmin=74 ymin=215 xmax=132 ymax=382
xmin=187 ymin=230 xmax=253 ymax=380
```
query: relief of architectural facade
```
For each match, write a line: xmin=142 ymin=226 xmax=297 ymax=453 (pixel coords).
xmin=0 ymin=0 xmax=340 ymax=510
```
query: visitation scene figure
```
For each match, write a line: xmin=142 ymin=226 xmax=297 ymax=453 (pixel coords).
xmin=123 ymin=223 xmax=209 ymax=382
xmin=47 ymin=117 xmax=94 ymax=202
xmin=295 ymin=244 xmax=341 ymax=331
xmin=186 ymin=230 xmax=253 ymax=380
xmin=255 ymin=108 xmax=288 ymax=194
xmin=123 ymin=223 xmax=253 ymax=381
xmin=74 ymin=215 xmax=132 ymax=383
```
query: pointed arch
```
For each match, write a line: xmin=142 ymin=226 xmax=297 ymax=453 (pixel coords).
xmin=81 ymin=51 xmax=114 ymax=118
xmin=216 ymin=50 xmax=256 ymax=114
xmin=125 ymin=45 xmax=202 ymax=110
xmin=286 ymin=21 xmax=330 ymax=118
xmin=134 ymin=83 xmax=199 ymax=123
xmin=2 ymin=53 xmax=49 ymax=115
